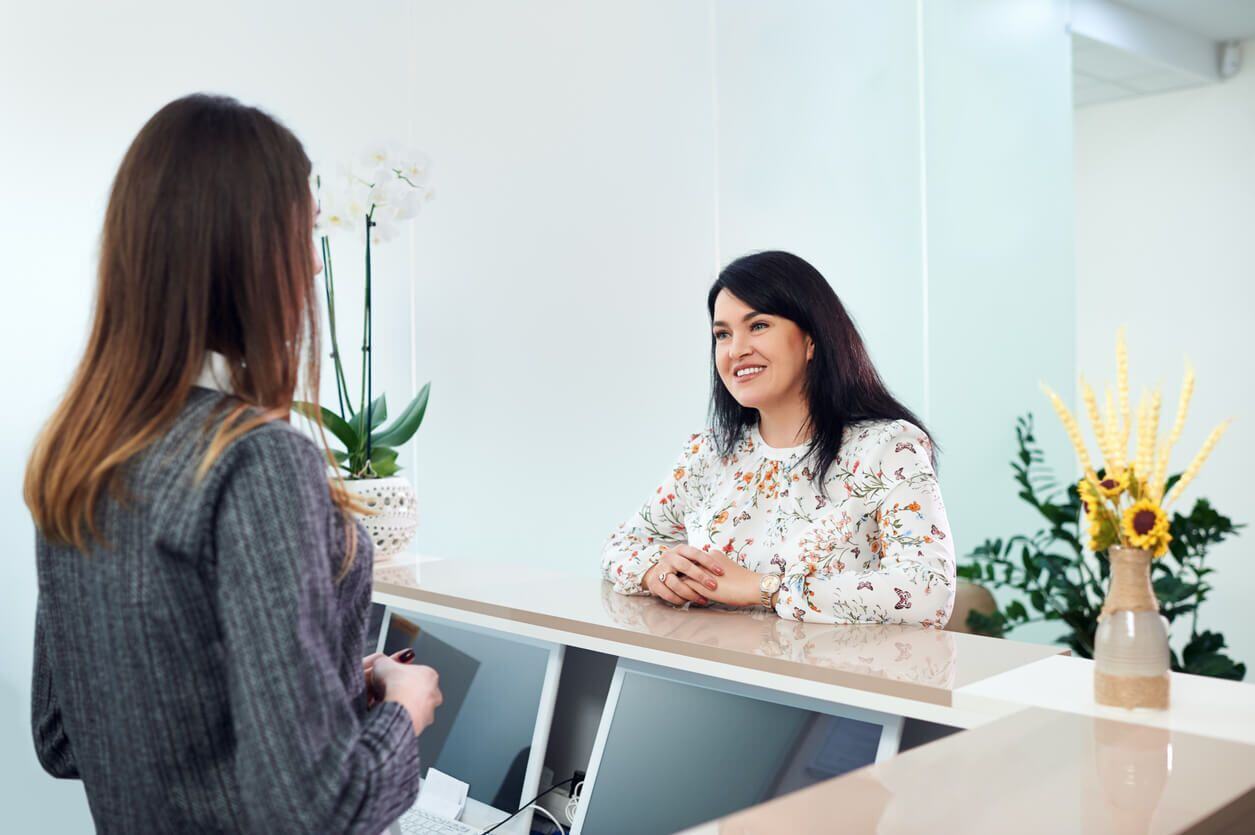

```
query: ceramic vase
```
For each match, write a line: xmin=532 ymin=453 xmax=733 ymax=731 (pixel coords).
xmin=1093 ymin=547 xmax=1170 ymax=709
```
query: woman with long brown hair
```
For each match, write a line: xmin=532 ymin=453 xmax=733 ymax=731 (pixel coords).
xmin=25 ymin=94 xmax=441 ymax=833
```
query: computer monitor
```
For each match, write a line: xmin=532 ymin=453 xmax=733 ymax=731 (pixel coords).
xmin=571 ymin=660 xmax=903 ymax=835
xmin=376 ymin=607 xmax=564 ymax=816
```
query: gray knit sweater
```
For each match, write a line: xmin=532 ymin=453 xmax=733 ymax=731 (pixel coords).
xmin=31 ymin=388 xmax=419 ymax=833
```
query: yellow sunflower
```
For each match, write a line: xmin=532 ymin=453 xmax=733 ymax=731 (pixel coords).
xmin=1096 ymin=468 xmax=1130 ymax=500
xmin=1077 ymin=477 xmax=1101 ymax=518
xmin=1121 ymin=499 xmax=1173 ymax=557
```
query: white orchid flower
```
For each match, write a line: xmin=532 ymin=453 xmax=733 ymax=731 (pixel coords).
xmin=397 ymin=151 xmax=432 ymax=187
xmin=394 ymin=190 xmax=423 ymax=220
xmin=368 ymin=166 xmax=403 ymax=207
xmin=364 ymin=211 xmax=401 ymax=246
xmin=319 ymin=195 xmax=357 ymax=236
xmin=361 ymin=143 xmax=393 ymax=170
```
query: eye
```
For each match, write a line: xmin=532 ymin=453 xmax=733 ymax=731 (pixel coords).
xmin=750 ymin=321 xmax=769 ymax=332
xmin=713 ymin=330 xmax=730 ymax=341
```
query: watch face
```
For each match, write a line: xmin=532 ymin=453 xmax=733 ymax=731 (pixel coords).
xmin=762 ymin=573 xmax=782 ymax=593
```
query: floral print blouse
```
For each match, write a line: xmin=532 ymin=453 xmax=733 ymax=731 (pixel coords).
xmin=601 ymin=420 xmax=957 ymax=627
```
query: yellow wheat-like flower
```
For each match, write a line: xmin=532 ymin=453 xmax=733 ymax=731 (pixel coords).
xmin=1104 ymin=387 xmax=1125 ymax=470
xmin=1158 ymin=363 xmax=1195 ymax=496
xmin=1080 ymin=378 xmax=1115 ymax=472
xmin=1042 ymin=384 xmax=1093 ymax=473
xmin=1164 ymin=420 xmax=1230 ymax=507
xmin=1149 ymin=442 xmax=1170 ymax=502
xmin=1134 ymin=393 xmax=1152 ymax=482
xmin=1144 ymin=389 xmax=1161 ymax=479
xmin=1116 ymin=327 xmax=1130 ymax=459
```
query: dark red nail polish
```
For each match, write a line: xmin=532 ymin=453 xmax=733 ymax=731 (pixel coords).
xmin=398 ymin=649 xmax=415 ymax=663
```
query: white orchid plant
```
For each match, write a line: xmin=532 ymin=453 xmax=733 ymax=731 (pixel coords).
xmin=296 ymin=143 xmax=434 ymax=479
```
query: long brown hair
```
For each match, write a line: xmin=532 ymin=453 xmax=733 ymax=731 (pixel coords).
xmin=25 ymin=94 xmax=362 ymax=577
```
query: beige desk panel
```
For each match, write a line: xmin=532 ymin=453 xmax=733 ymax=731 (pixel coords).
xmin=683 ymin=708 xmax=1255 ymax=835
xmin=374 ymin=556 xmax=1062 ymax=707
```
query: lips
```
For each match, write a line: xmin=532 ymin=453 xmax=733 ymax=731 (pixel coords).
xmin=731 ymin=364 xmax=765 ymax=383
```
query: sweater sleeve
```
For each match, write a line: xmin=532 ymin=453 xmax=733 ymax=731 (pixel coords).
xmin=601 ymin=434 xmax=704 ymax=595
xmin=776 ymin=424 xmax=957 ymax=627
xmin=31 ymin=595 xmax=79 ymax=780
xmin=213 ymin=428 xmax=419 ymax=834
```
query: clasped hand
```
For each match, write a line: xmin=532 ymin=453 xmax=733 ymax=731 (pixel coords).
xmin=642 ymin=544 xmax=761 ymax=608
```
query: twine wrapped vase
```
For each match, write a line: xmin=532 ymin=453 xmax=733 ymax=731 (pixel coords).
xmin=1093 ymin=547 xmax=1170 ymax=709
xmin=344 ymin=476 xmax=418 ymax=561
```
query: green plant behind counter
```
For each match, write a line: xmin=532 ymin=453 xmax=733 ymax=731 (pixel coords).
xmin=958 ymin=414 xmax=1245 ymax=681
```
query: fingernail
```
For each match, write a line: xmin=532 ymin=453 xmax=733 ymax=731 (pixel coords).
xmin=398 ymin=649 xmax=415 ymax=663
xmin=715 ymin=567 xmax=725 ymax=575
xmin=706 ymin=581 xmax=717 ymax=590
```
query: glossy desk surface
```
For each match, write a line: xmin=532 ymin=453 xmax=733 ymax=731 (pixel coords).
xmin=373 ymin=555 xmax=1062 ymax=715
xmin=680 ymin=707 xmax=1255 ymax=834
xmin=373 ymin=556 xmax=1255 ymax=833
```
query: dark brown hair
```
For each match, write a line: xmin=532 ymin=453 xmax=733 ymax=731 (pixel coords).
xmin=708 ymin=251 xmax=937 ymax=489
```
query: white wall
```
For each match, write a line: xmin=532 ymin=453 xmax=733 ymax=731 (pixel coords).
xmin=715 ymin=0 xmax=927 ymax=412
xmin=1075 ymin=40 xmax=1255 ymax=671
xmin=404 ymin=1 xmax=718 ymax=573
xmin=922 ymin=0 xmax=1076 ymax=646
xmin=0 ymin=1 xmax=419 ymax=829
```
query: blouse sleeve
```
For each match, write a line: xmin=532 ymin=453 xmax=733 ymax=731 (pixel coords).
xmin=601 ymin=434 xmax=702 ymax=595
xmin=775 ymin=423 xmax=957 ymax=627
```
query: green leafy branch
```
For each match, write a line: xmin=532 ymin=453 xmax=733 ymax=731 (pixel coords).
xmin=958 ymin=414 xmax=1246 ymax=681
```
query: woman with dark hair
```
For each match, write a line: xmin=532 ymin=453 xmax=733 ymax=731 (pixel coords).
xmin=602 ymin=251 xmax=956 ymax=626
xmin=25 ymin=94 xmax=441 ymax=832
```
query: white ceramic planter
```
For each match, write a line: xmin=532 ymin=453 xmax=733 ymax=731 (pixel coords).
xmin=343 ymin=476 xmax=418 ymax=560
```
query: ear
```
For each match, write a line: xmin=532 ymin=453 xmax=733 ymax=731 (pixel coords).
xmin=806 ymin=336 xmax=814 ymax=362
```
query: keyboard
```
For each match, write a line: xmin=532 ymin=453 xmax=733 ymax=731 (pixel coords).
xmin=395 ymin=805 xmax=483 ymax=835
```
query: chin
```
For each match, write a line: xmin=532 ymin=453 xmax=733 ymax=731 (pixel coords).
xmin=723 ymin=385 xmax=768 ymax=410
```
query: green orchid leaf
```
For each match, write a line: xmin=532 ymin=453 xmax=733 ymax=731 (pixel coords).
xmin=351 ymin=394 xmax=388 ymax=439
xmin=370 ymin=394 xmax=387 ymax=428
xmin=372 ymin=382 xmax=430 ymax=448
xmin=294 ymin=401 xmax=360 ymax=452
xmin=370 ymin=445 xmax=400 ymax=477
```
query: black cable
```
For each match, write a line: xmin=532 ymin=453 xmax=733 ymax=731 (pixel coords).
xmin=481 ymin=776 xmax=576 ymax=834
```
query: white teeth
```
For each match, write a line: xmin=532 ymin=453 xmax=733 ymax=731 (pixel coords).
xmin=735 ymin=366 xmax=765 ymax=377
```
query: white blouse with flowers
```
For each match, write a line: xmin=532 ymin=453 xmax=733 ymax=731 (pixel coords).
xmin=601 ymin=420 xmax=957 ymax=627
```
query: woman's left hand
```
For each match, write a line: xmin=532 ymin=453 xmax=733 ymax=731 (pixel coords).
xmin=363 ymin=648 xmax=414 ymax=708
xmin=678 ymin=548 xmax=762 ymax=608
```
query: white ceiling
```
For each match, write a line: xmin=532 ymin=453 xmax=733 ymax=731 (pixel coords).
xmin=1073 ymin=35 xmax=1208 ymax=107
xmin=1074 ymin=1 xmax=1255 ymax=108
xmin=1112 ymin=0 xmax=1255 ymax=41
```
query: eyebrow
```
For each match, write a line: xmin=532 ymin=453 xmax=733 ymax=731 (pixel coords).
xmin=712 ymin=311 xmax=767 ymax=328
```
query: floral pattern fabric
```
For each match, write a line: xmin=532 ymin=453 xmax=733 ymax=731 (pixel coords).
xmin=601 ymin=420 xmax=957 ymax=627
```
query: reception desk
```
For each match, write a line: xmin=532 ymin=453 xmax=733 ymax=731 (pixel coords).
xmin=373 ymin=556 xmax=1255 ymax=833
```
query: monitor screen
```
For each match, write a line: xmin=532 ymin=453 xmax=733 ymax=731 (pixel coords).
xmin=577 ymin=668 xmax=885 ymax=834
xmin=380 ymin=610 xmax=555 ymax=810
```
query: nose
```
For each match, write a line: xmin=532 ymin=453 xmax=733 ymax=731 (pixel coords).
xmin=727 ymin=333 xmax=752 ymax=359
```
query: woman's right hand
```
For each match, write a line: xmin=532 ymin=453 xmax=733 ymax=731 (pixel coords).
xmin=641 ymin=545 xmax=725 ymax=606
xmin=372 ymin=656 xmax=443 ymax=735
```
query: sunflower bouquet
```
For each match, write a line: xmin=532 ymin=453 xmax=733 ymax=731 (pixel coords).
xmin=1041 ymin=329 xmax=1230 ymax=559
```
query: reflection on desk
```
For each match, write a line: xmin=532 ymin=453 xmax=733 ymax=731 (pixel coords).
xmin=372 ymin=556 xmax=1062 ymax=717
xmin=597 ymin=581 xmax=958 ymax=689
xmin=682 ymin=708 xmax=1255 ymax=834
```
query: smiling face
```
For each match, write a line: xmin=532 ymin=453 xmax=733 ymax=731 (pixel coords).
xmin=711 ymin=289 xmax=813 ymax=412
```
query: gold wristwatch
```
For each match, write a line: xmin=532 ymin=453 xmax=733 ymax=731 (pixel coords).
xmin=758 ymin=572 xmax=782 ymax=609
